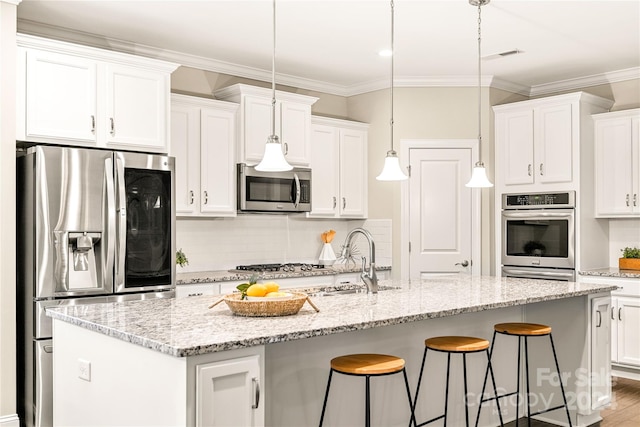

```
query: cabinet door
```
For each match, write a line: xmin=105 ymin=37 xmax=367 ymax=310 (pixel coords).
xmin=200 ymin=108 xmax=236 ymax=216
xmin=280 ymin=100 xmax=311 ymax=166
xmin=591 ymin=296 xmax=612 ymax=410
xmin=24 ymin=49 xmax=97 ymax=143
xmin=534 ymin=103 xmax=573 ymax=184
xmin=242 ymin=95 xmax=273 ymax=164
xmin=339 ymin=128 xmax=367 ymax=218
xmin=632 ymin=117 xmax=640 ymax=213
xmin=497 ymin=109 xmax=534 ymax=185
xmin=196 ymin=355 xmax=262 ymax=427
xmin=105 ymin=63 xmax=168 ymax=152
xmin=171 ymin=105 xmax=200 ymax=215
xmin=309 ymin=124 xmax=339 ymax=217
xmin=617 ymin=296 xmax=640 ymax=367
xmin=595 ymin=117 xmax=634 ymax=216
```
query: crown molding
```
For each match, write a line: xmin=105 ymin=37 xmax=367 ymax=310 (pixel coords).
xmin=530 ymin=67 xmax=640 ymax=97
xmin=16 ymin=19 xmax=639 ymax=99
xmin=1 ymin=0 xmax=21 ymax=6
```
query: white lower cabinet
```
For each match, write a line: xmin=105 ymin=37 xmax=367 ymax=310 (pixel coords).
xmin=309 ymin=116 xmax=368 ymax=218
xmin=171 ymin=94 xmax=238 ymax=217
xmin=196 ymin=355 xmax=263 ymax=427
xmin=612 ymin=295 xmax=640 ymax=367
xmin=590 ymin=296 xmax=612 ymax=410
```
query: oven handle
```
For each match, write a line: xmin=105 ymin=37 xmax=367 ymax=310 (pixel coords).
xmin=502 ymin=268 xmax=575 ymax=280
xmin=502 ymin=211 xmax=573 ymax=219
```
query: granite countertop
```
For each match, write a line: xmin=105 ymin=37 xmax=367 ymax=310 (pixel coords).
xmin=47 ymin=276 xmax=616 ymax=358
xmin=176 ymin=265 xmax=392 ymax=285
xmin=579 ymin=268 xmax=640 ymax=279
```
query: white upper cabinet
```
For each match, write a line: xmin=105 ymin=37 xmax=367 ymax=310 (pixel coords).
xmin=171 ymin=94 xmax=238 ymax=217
xmin=214 ymin=84 xmax=318 ymax=167
xmin=17 ymin=34 xmax=178 ymax=153
xmin=494 ymin=92 xmax=613 ymax=192
xmin=309 ymin=116 xmax=368 ymax=219
xmin=593 ymin=109 xmax=640 ymax=217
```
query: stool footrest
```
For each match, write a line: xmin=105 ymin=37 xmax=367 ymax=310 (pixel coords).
xmin=416 ymin=413 xmax=445 ymax=427
xmin=479 ymin=390 xmax=518 ymax=404
xmin=530 ymin=404 xmax=568 ymax=417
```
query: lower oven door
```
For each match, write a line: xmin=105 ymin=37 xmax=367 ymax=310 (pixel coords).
xmin=502 ymin=208 xmax=575 ymax=269
xmin=502 ymin=266 xmax=576 ymax=282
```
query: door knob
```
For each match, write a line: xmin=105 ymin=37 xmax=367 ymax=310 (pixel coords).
xmin=455 ymin=260 xmax=470 ymax=267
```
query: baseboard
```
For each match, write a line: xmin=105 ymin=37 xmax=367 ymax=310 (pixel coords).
xmin=0 ymin=414 xmax=20 ymax=427
xmin=612 ymin=365 xmax=640 ymax=381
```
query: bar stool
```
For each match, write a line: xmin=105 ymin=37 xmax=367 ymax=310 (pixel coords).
xmin=319 ymin=353 xmax=416 ymax=427
xmin=476 ymin=323 xmax=572 ymax=427
xmin=412 ymin=336 xmax=503 ymax=427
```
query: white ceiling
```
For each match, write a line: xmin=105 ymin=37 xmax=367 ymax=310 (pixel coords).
xmin=16 ymin=0 xmax=640 ymax=97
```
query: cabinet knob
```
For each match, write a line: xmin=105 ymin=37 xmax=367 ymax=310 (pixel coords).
xmin=90 ymin=115 xmax=95 ymax=133
xmin=626 ymin=194 xmax=630 ymax=207
xmin=342 ymin=197 xmax=346 ymax=209
xmin=203 ymin=191 xmax=208 ymax=205
xmin=527 ymin=164 xmax=532 ymax=176
xmin=634 ymin=194 xmax=637 ymax=207
xmin=596 ymin=310 xmax=602 ymax=328
xmin=252 ymin=377 xmax=260 ymax=409
xmin=619 ymin=307 xmax=623 ymax=321
xmin=109 ymin=117 xmax=115 ymax=136
xmin=189 ymin=190 xmax=194 ymax=205
xmin=332 ymin=196 xmax=337 ymax=209
xmin=283 ymin=142 xmax=288 ymax=155
xmin=539 ymin=163 xmax=544 ymax=176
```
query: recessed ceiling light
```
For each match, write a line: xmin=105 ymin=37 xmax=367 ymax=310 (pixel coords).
xmin=379 ymin=49 xmax=393 ymax=57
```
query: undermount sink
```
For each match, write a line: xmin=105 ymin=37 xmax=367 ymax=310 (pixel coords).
xmin=307 ymin=284 xmax=400 ymax=297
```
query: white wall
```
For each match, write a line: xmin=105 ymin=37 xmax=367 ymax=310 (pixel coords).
xmin=0 ymin=1 xmax=18 ymax=425
xmin=608 ymin=219 xmax=640 ymax=267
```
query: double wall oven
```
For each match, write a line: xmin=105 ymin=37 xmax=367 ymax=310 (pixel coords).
xmin=501 ymin=191 xmax=576 ymax=281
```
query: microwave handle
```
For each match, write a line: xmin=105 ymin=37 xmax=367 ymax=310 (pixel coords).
xmin=292 ymin=173 xmax=301 ymax=208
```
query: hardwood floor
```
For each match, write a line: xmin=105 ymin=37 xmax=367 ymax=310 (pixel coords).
xmin=500 ymin=377 xmax=640 ymax=427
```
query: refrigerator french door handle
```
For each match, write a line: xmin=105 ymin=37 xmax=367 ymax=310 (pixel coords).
xmin=104 ymin=157 xmax=116 ymax=290
xmin=115 ymin=156 xmax=127 ymax=290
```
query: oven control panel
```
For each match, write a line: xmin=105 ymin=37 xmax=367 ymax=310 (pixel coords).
xmin=503 ymin=191 xmax=575 ymax=209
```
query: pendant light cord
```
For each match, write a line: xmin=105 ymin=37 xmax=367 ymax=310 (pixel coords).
xmin=390 ymin=0 xmax=395 ymax=153
xmin=476 ymin=1 xmax=483 ymax=165
xmin=271 ymin=0 xmax=277 ymax=139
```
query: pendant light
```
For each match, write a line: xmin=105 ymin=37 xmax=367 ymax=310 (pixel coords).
xmin=465 ymin=0 xmax=494 ymax=188
xmin=376 ymin=0 xmax=408 ymax=181
xmin=255 ymin=0 xmax=293 ymax=172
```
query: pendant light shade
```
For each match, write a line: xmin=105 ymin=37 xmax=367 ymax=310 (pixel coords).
xmin=255 ymin=0 xmax=293 ymax=172
xmin=465 ymin=0 xmax=493 ymax=188
xmin=376 ymin=0 xmax=408 ymax=182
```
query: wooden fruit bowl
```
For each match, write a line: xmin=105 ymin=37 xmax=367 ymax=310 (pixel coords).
xmin=209 ymin=292 xmax=319 ymax=317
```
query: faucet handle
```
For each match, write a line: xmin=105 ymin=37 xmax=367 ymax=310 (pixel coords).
xmin=361 ymin=256 xmax=367 ymax=274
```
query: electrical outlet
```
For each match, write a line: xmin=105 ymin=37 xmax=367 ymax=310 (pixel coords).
xmin=78 ymin=359 xmax=91 ymax=381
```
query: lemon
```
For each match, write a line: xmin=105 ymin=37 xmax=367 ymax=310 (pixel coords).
xmin=265 ymin=291 xmax=289 ymax=298
xmin=264 ymin=282 xmax=280 ymax=293
xmin=246 ymin=284 xmax=268 ymax=297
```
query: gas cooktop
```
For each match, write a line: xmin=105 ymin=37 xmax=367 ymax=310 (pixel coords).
xmin=232 ymin=263 xmax=325 ymax=273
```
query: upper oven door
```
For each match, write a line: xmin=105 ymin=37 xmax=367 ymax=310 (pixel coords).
xmin=114 ymin=152 xmax=175 ymax=293
xmin=502 ymin=208 xmax=575 ymax=269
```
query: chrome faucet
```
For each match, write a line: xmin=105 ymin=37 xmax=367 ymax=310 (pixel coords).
xmin=339 ymin=227 xmax=378 ymax=294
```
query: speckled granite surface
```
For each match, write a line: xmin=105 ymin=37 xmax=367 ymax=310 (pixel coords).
xmin=47 ymin=276 xmax=616 ymax=358
xmin=579 ymin=268 xmax=640 ymax=279
xmin=176 ymin=265 xmax=392 ymax=284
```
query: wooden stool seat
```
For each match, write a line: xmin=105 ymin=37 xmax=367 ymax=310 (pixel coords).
xmin=330 ymin=353 xmax=405 ymax=375
xmin=424 ymin=336 xmax=490 ymax=353
xmin=494 ymin=322 xmax=552 ymax=336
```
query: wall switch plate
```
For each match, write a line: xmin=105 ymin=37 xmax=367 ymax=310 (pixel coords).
xmin=78 ymin=359 xmax=91 ymax=381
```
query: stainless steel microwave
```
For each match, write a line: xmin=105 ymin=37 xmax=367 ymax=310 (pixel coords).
xmin=237 ymin=163 xmax=311 ymax=213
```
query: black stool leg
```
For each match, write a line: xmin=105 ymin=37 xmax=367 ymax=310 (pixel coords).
xmin=410 ymin=347 xmax=429 ymax=427
xmin=444 ymin=352 xmax=451 ymax=427
xmin=516 ymin=336 xmax=522 ymax=426
xmin=319 ymin=369 xmax=333 ymax=427
xmin=486 ymin=348 xmax=505 ymax=427
xmin=475 ymin=331 xmax=498 ymax=427
xmin=365 ymin=375 xmax=371 ymax=427
xmin=549 ymin=333 xmax=573 ymax=427
xmin=402 ymin=368 xmax=417 ymax=427
xmin=463 ymin=353 xmax=469 ymax=427
xmin=525 ymin=337 xmax=531 ymax=427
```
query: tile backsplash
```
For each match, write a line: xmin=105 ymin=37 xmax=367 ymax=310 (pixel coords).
xmin=176 ymin=216 xmax=392 ymax=272
xmin=609 ymin=219 xmax=640 ymax=266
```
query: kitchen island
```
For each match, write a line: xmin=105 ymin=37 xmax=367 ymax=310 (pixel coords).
xmin=48 ymin=276 xmax=617 ymax=427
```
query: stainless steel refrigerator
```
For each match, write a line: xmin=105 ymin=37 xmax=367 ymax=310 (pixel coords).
xmin=16 ymin=145 xmax=176 ymax=427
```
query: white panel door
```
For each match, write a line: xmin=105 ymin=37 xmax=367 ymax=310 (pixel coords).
xmin=409 ymin=148 xmax=473 ymax=278
xmin=280 ymin=100 xmax=311 ymax=166
xmin=170 ymin=105 xmax=200 ymax=215
xmin=617 ymin=296 xmax=640 ymax=367
xmin=497 ymin=109 xmax=534 ymax=186
xmin=339 ymin=128 xmax=367 ymax=218
xmin=309 ymin=123 xmax=339 ymax=217
xmin=590 ymin=296 xmax=612 ymax=410
xmin=534 ymin=103 xmax=573 ymax=184
xmin=242 ymin=95 xmax=273 ymax=164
